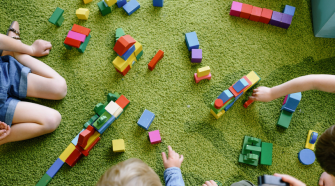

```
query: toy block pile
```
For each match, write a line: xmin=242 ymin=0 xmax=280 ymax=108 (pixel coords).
xmin=210 ymin=71 xmax=261 ymax=119
xmin=112 ymin=29 xmax=143 ymax=76
xmin=258 ymin=175 xmax=289 ymax=186
xmin=239 ymin=136 xmax=273 ymax=166
xmin=185 ymin=32 xmax=202 ymax=63
xmin=230 ymin=1 xmax=296 ymax=29
xmin=277 ymin=92 xmax=301 ymax=128
xmin=63 ymin=24 xmax=91 ymax=53
xmin=98 ymin=0 xmax=140 ymax=16
xmin=48 ymin=7 xmax=64 ymax=27
xmin=148 ymin=50 xmax=164 ymax=71
xmin=36 ymin=93 xmax=129 ymax=186
xmin=194 ymin=66 xmax=211 ymax=83
xmin=76 ymin=8 xmax=90 ymax=20
xmin=297 ymin=130 xmax=318 ymax=165
xmin=137 ymin=109 xmax=161 ymax=144
xmin=153 ymin=0 xmax=164 ymax=7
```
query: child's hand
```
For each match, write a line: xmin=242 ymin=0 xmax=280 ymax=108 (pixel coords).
xmin=249 ymin=86 xmax=274 ymax=102
xmin=30 ymin=40 xmax=52 ymax=57
xmin=161 ymin=146 xmax=184 ymax=169
xmin=0 ymin=121 xmax=10 ymax=140
xmin=202 ymin=180 xmax=218 ymax=186
xmin=274 ymin=173 xmax=306 ymax=186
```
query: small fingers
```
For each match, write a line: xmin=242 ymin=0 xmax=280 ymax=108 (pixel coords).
xmin=180 ymin=154 xmax=184 ymax=163
xmin=210 ymin=180 xmax=217 ymax=186
xmin=161 ymin=152 xmax=167 ymax=163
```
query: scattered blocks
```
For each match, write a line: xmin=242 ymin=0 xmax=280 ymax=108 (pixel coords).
xmin=283 ymin=5 xmax=296 ymax=16
xmin=259 ymin=8 xmax=273 ymax=24
xmin=97 ymin=1 xmax=112 ymax=16
xmin=249 ymin=6 xmax=262 ymax=22
xmin=277 ymin=110 xmax=293 ymax=129
xmin=104 ymin=0 xmax=117 ymax=7
xmin=191 ymin=49 xmax=202 ymax=63
xmin=36 ymin=173 xmax=52 ymax=186
xmin=298 ymin=149 xmax=315 ymax=165
xmin=46 ymin=158 xmax=64 ymax=178
xmin=185 ymin=32 xmax=199 ymax=51
xmin=72 ymin=24 xmax=91 ymax=36
xmin=112 ymin=139 xmax=125 ymax=152
xmin=59 ymin=143 xmax=76 ymax=162
xmin=240 ymin=3 xmax=253 ymax=19
xmin=114 ymin=35 xmax=136 ymax=56
xmin=123 ymin=0 xmax=140 ymax=15
xmin=153 ymin=0 xmax=163 ymax=7
xmin=149 ymin=130 xmax=161 ymax=144
xmin=148 ymin=50 xmax=164 ymax=71
xmin=83 ymin=0 xmax=93 ymax=4
xmin=305 ymin=130 xmax=318 ymax=150
xmin=269 ymin=11 xmax=283 ymax=27
xmin=243 ymin=99 xmax=254 ymax=108
xmin=194 ymin=73 xmax=211 ymax=83
xmin=281 ymin=92 xmax=301 ymax=113
xmin=260 ymin=142 xmax=273 ymax=165
xmin=137 ymin=109 xmax=155 ymax=130
xmin=258 ymin=175 xmax=289 ymax=186
xmin=116 ymin=0 xmax=127 ymax=8
xmin=197 ymin=66 xmax=210 ymax=77
xmin=229 ymin=1 xmax=242 ymax=17
xmin=76 ymin=8 xmax=90 ymax=20
xmin=49 ymin=7 xmax=64 ymax=27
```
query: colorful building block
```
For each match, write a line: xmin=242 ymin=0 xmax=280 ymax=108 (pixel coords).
xmin=210 ymin=98 xmax=234 ymax=114
xmin=104 ymin=0 xmax=117 ymax=6
xmin=115 ymin=95 xmax=130 ymax=109
xmin=72 ymin=24 xmax=91 ymax=36
xmin=311 ymin=1 xmax=335 ymax=38
xmin=224 ymin=93 xmax=242 ymax=111
xmin=96 ymin=116 xmax=115 ymax=134
xmin=94 ymin=103 xmax=106 ymax=116
xmin=79 ymin=137 xmax=100 ymax=156
xmin=137 ymin=109 xmax=155 ymax=130
xmin=36 ymin=173 xmax=52 ymax=186
xmin=64 ymin=37 xmax=81 ymax=48
xmin=78 ymin=34 xmax=91 ymax=53
xmin=84 ymin=131 xmax=100 ymax=150
xmin=105 ymin=101 xmax=121 ymax=116
xmin=117 ymin=0 xmax=127 ymax=7
xmin=46 ymin=158 xmax=64 ymax=178
xmin=76 ymin=8 xmax=90 ymax=20
xmin=59 ymin=143 xmax=76 ymax=162
xmin=49 ymin=7 xmax=64 ymax=26
xmin=113 ymin=56 xmax=129 ymax=72
xmin=67 ymin=31 xmax=86 ymax=42
xmin=123 ymin=0 xmax=140 ymax=15
xmin=112 ymin=139 xmax=125 ymax=152
xmin=305 ymin=130 xmax=318 ymax=150
xmin=83 ymin=0 xmax=93 ymax=4
xmin=136 ymin=50 xmax=143 ymax=61
xmin=148 ymin=50 xmax=164 ymax=71
xmin=65 ymin=148 xmax=83 ymax=167
xmin=283 ymin=95 xmax=288 ymax=105
xmin=218 ymin=89 xmax=234 ymax=105
xmin=283 ymin=5 xmax=296 ymax=16
xmin=233 ymin=78 xmax=249 ymax=93
xmin=115 ymin=65 xmax=131 ymax=76
xmin=230 ymin=1 xmax=242 ymax=17
xmin=298 ymin=149 xmax=315 ymax=165
xmin=259 ymin=8 xmax=273 ymax=24
xmin=279 ymin=14 xmax=293 ymax=29
xmin=114 ymin=35 xmax=136 ymax=56
xmin=118 ymin=45 xmax=135 ymax=60
xmin=245 ymin=71 xmax=261 ymax=87
xmin=185 ymin=32 xmax=199 ymax=51
xmin=249 ymin=6 xmax=262 ymax=22
xmin=134 ymin=41 xmax=143 ymax=55
xmin=277 ymin=110 xmax=293 ymax=129
xmin=191 ymin=49 xmax=202 ymax=63
xmin=243 ymin=99 xmax=254 ymax=108
xmin=197 ymin=66 xmax=210 ymax=77
xmin=240 ymin=3 xmax=253 ymax=19
xmin=97 ymin=1 xmax=112 ymax=16
xmin=214 ymin=99 xmax=224 ymax=109
xmin=282 ymin=92 xmax=301 ymax=113
xmin=194 ymin=73 xmax=211 ymax=83
xmin=260 ymin=142 xmax=273 ymax=165
xmin=149 ymin=130 xmax=161 ymax=144
xmin=116 ymin=28 xmax=126 ymax=40
xmin=269 ymin=11 xmax=283 ymax=27
xmin=210 ymin=109 xmax=225 ymax=119
xmin=78 ymin=125 xmax=95 ymax=148
xmin=71 ymin=129 xmax=85 ymax=146
xmin=153 ymin=0 xmax=163 ymax=7
xmin=107 ymin=93 xmax=119 ymax=102
xmin=258 ymin=175 xmax=289 ymax=186
xmin=92 ymin=111 xmax=112 ymax=129
xmin=239 ymin=136 xmax=261 ymax=166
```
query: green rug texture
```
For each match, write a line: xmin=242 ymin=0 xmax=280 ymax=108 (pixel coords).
xmin=1 ymin=0 xmax=335 ymax=185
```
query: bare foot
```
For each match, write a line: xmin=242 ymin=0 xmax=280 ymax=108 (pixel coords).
xmin=1 ymin=21 xmax=20 ymax=57
xmin=319 ymin=172 xmax=335 ymax=186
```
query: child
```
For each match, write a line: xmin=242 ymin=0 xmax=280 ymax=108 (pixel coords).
xmin=0 ymin=21 xmax=67 ymax=145
xmin=249 ymin=75 xmax=335 ymax=186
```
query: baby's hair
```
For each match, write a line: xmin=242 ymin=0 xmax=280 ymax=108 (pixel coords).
xmin=315 ymin=125 xmax=335 ymax=176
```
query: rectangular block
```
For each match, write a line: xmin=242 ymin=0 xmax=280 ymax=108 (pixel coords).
xmin=283 ymin=5 xmax=296 ymax=16
xmin=115 ymin=95 xmax=130 ymax=109
xmin=249 ymin=6 xmax=262 ymax=22
xmin=218 ymin=90 xmax=234 ymax=104
xmin=240 ymin=4 xmax=253 ymax=19
xmin=149 ymin=130 xmax=161 ymax=144
xmin=137 ymin=109 xmax=155 ymax=130
xmin=153 ymin=0 xmax=163 ymax=7
xmin=36 ymin=173 xmax=52 ymax=186
xmin=185 ymin=32 xmax=199 ymax=51
xmin=114 ymin=35 xmax=136 ymax=56
xmin=84 ymin=131 xmax=100 ymax=150
xmin=104 ymin=0 xmax=117 ymax=6
xmin=112 ymin=139 xmax=125 ymax=152
xmin=67 ymin=31 xmax=86 ymax=42
xmin=59 ymin=143 xmax=76 ymax=162
xmin=83 ymin=0 xmax=93 ymax=4
xmin=81 ymin=136 xmax=100 ymax=156
xmin=117 ymin=0 xmax=127 ymax=7
xmin=282 ymin=92 xmax=301 ymax=113
xmin=191 ymin=49 xmax=202 ymax=63
xmin=71 ymin=129 xmax=85 ymax=146
xmin=246 ymin=71 xmax=261 ymax=87
xmin=118 ymin=45 xmax=135 ymax=60
xmin=210 ymin=109 xmax=225 ymax=119
xmin=134 ymin=41 xmax=143 ymax=56
xmin=78 ymin=125 xmax=95 ymax=148
xmin=113 ymin=56 xmax=128 ymax=72
xmin=233 ymin=78 xmax=249 ymax=93
xmin=305 ymin=130 xmax=317 ymax=150
xmin=96 ymin=116 xmax=115 ymax=134
xmin=64 ymin=37 xmax=81 ymax=48
xmin=92 ymin=111 xmax=112 ymax=129
xmin=49 ymin=7 xmax=64 ymax=25
xmin=46 ymin=158 xmax=64 ymax=178
xmin=243 ymin=99 xmax=254 ymax=108
xmin=78 ymin=34 xmax=91 ymax=53
xmin=259 ymin=8 xmax=273 ymax=24
xmin=279 ymin=13 xmax=293 ymax=29
xmin=277 ymin=110 xmax=293 ymax=129
xmin=194 ymin=73 xmax=211 ymax=83
xmin=260 ymin=142 xmax=273 ymax=165
xmin=72 ymin=24 xmax=91 ymax=36
xmin=136 ymin=50 xmax=143 ymax=61
xmin=98 ymin=1 xmax=112 ymax=16
xmin=243 ymin=75 xmax=253 ymax=92
xmin=65 ymin=148 xmax=83 ymax=167
xmin=269 ymin=11 xmax=283 ymax=27
xmin=148 ymin=50 xmax=164 ymax=71
xmin=76 ymin=8 xmax=90 ymax=20
xmin=230 ymin=1 xmax=242 ymax=17
xmin=123 ymin=0 xmax=140 ymax=15
xmin=197 ymin=66 xmax=210 ymax=77
xmin=55 ymin=16 xmax=64 ymax=27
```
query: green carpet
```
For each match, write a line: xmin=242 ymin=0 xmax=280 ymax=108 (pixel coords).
xmin=1 ymin=0 xmax=335 ymax=185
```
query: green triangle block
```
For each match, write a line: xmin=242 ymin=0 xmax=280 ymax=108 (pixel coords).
xmin=48 ymin=7 xmax=64 ymax=25
xmin=277 ymin=110 xmax=293 ymax=129
xmin=116 ymin=28 xmax=126 ymax=39
xmin=98 ymin=1 xmax=112 ymax=16
xmin=78 ymin=34 xmax=91 ymax=53
xmin=36 ymin=173 xmax=52 ymax=186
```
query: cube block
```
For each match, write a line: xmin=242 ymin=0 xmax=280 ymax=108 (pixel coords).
xmin=113 ymin=139 xmax=125 ymax=152
xmin=230 ymin=1 xmax=242 ymax=17
xmin=281 ymin=92 xmax=301 ymax=113
xmin=249 ymin=6 xmax=262 ymax=22
xmin=218 ymin=89 xmax=234 ymax=105
xmin=279 ymin=14 xmax=293 ymax=29
xmin=149 ymin=130 xmax=161 ymax=144
xmin=115 ymin=95 xmax=130 ymax=109
xmin=283 ymin=5 xmax=296 ymax=16
xmin=197 ymin=66 xmax=210 ymax=77
xmin=185 ymin=32 xmax=199 ymax=51
xmin=123 ymin=0 xmax=140 ymax=15
xmin=76 ymin=8 xmax=90 ymax=20
xmin=259 ymin=8 xmax=273 ymax=24
xmin=240 ymin=4 xmax=253 ymax=19
xmin=137 ymin=109 xmax=155 ymax=130
xmin=104 ymin=0 xmax=117 ymax=6
xmin=269 ymin=11 xmax=283 ymax=27
xmin=191 ymin=49 xmax=202 ymax=63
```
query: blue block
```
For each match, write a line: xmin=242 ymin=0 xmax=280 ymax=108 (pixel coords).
xmin=298 ymin=149 xmax=315 ymax=165
xmin=137 ymin=109 xmax=155 ymax=130
xmin=71 ymin=129 xmax=85 ymax=146
xmin=218 ymin=89 xmax=233 ymax=104
xmin=309 ymin=132 xmax=318 ymax=144
xmin=283 ymin=5 xmax=296 ymax=16
xmin=46 ymin=158 xmax=64 ymax=178
xmin=153 ymin=0 xmax=163 ymax=7
xmin=224 ymin=93 xmax=243 ymax=111
xmin=185 ymin=32 xmax=199 ymax=51
xmin=117 ymin=0 xmax=127 ymax=7
xmin=281 ymin=92 xmax=301 ymax=113
xmin=123 ymin=0 xmax=140 ymax=15
xmin=118 ymin=45 xmax=135 ymax=60
xmin=233 ymin=79 xmax=248 ymax=93
xmin=97 ymin=116 xmax=116 ymax=134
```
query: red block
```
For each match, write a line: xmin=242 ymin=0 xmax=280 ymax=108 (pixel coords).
xmin=194 ymin=73 xmax=211 ymax=83
xmin=66 ymin=148 xmax=83 ymax=167
xmin=64 ymin=37 xmax=81 ymax=48
xmin=78 ymin=125 xmax=95 ymax=148
xmin=229 ymin=76 xmax=252 ymax=97
xmin=76 ymin=137 xmax=100 ymax=156
xmin=71 ymin=24 xmax=91 ymax=36
xmin=115 ymin=95 xmax=130 ymax=109
xmin=240 ymin=4 xmax=253 ymax=19
xmin=148 ymin=50 xmax=164 ymax=71
xmin=259 ymin=8 xmax=273 ymax=24
xmin=214 ymin=99 xmax=224 ymax=109
xmin=249 ymin=6 xmax=262 ymax=22
xmin=113 ymin=35 xmax=136 ymax=56
xmin=115 ymin=65 xmax=130 ymax=76
xmin=243 ymin=99 xmax=254 ymax=108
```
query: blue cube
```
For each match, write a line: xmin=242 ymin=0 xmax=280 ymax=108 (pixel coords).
xmin=185 ymin=32 xmax=199 ymax=51
xmin=233 ymin=78 xmax=249 ymax=93
xmin=118 ymin=45 xmax=135 ymax=60
xmin=117 ymin=0 xmax=127 ymax=8
xmin=123 ymin=0 xmax=140 ymax=15
xmin=281 ymin=92 xmax=301 ymax=113
xmin=137 ymin=109 xmax=155 ymax=130
xmin=283 ymin=5 xmax=296 ymax=16
xmin=46 ymin=158 xmax=64 ymax=178
xmin=153 ymin=0 xmax=163 ymax=7
xmin=218 ymin=89 xmax=233 ymax=104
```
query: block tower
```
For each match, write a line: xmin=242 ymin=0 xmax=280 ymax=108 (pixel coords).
xmin=63 ymin=24 xmax=92 ymax=53
xmin=277 ymin=92 xmax=301 ymax=128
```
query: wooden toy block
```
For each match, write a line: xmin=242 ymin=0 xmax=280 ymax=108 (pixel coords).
xmin=117 ymin=0 xmax=127 ymax=8
xmin=258 ymin=175 xmax=289 ymax=186
xmin=36 ymin=173 xmax=52 ymax=186
xmin=64 ymin=37 xmax=81 ymax=48
xmin=229 ymin=1 xmax=242 ymax=17
xmin=118 ymin=45 xmax=135 ymax=60
xmin=214 ymin=99 xmax=224 ymax=109
xmin=241 ymin=136 xmax=261 ymax=155
xmin=191 ymin=49 xmax=202 ymax=63
xmin=115 ymin=65 xmax=130 ymax=76
xmin=243 ymin=99 xmax=254 ymax=108
xmin=107 ymin=93 xmax=119 ymax=102
xmin=115 ymin=95 xmax=130 ymax=109
xmin=105 ymin=101 xmax=121 ymax=116
xmin=134 ymin=41 xmax=143 ymax=56
xmin=83 ymin=0 xmax=93 ymax=4
xmin=97 ymin=1 xmax=112 ymax=16
xmin=298 ymin=149 xmax=315 ymax=165
xmin=283 ymin=5 xmax=296 ymax=16
xmin=114 ymin=35 xmax=136 ymax=56
xmin=72 ymin=24 xmax=91 ymax=36
xmin=79 ymin=136 xmax=100 ymax=156
xmin=277 ymin=110 xmax=293 ymax=129
xmin=46 ymin=158 xmax=64 ymax=178
xmin=305 ymin=130 xmax=318 ymax=150
xmin=185 ymin=32 xmax=199 ymax=51
xmin=49 ymin=7 xmax=64 ymax=26
xmin=218 ymin=89 xmax=234 ymax=105
xmin=64 ymin=43 xmax=72 ymax=50
xmin=116 ymin=28 xmax=126 ymax=40
xmin=279 ymin=14 xmax=293 ymax=29
xmin=246 ymin=145 xmax=261 ymax=152
xmin=136 ymin=50 xmax=143 ymax=61
xmin=242 ymin=76 xmax=253 ymax=92
xmin=240 ymin=4 xmax=253 ymax=19
xmin=123 ymin=0 xmax=140 ymax=15
xmin=96 ymin=116 xmax=115 ymax=134
xmin=94 ymin=103 xmax=106 ymax=116
xmin=92 ymin=111 xmax=112 ymax=129
xmin=112 ymin=139 xmax=125 ymax=152
xmin=232 ymin=78 xmax=249 ymax=93
xmin=104 ymin=0 xmax=117 ymax=7
xmin=78 ymin=125 xmax=95 ymax=148
xmin=194 ymin=73 xmax=211 ymax=83
xmin=65 ymin=148 xmax=83 ymax=167
xmin=138 ymin=109 xmax=155 ymax=130
xmin=113 ymin=56 xmax=128 ymax=72
xmin=269 ymin=11 xmax=283 ymax=27
xmin=84 ymin=131 xmax=100 ymax=150
xmin=113 ymin=107 xmax=123 ymax=118
xmin=59 ymin=143 xmax=76 ymax=162
xmin=210 ymin=98 xmax=233 ymax=114
xmin=245 ymin=71 xmax=261 ymax=87
xmin=259 ymin=8 xmax=273 ymax=24
xmin=282 ymin=92 xmax=301 ymax=113
xmin=71 ymin=129 xmax=85 ymax=146
xmin=153 ymin=0 xmax=163 ymax=7
xmin=282 ymin=95 xmax=288 ymax=105
xmin=210 ymin=109 xmax=225 ymax=119
xmin=78 ymin=34 xmax=91 ymax=53
xmin=67 ymin=31 xmax=86 ymax=42
xmin=229 ymin=80 xmax=248 ymax=97
xmin=148 ymin=50 xmax=164 ymax=71
xmin=197 ymin=66 xmax=210 ymax=77
xmin=239 ymin=136 xmax=261 ymax=166
xmin=127 ymin=53 xmax=137 ymax=67
xmin=224 ymin=93 xmax=242 ymax=111
xmin=149 ymin=130 xmax=161 ymax=144
xmin=76 ymin=8 xmax=89 ymax=20
xmin=260 ymin=142 xmax=273 ymax=165
xmin=249 ymin=6 xmax=262 ymax=22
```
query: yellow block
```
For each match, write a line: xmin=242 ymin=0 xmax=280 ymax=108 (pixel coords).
xmin=104 ymin=0 xmax=117 ymax=6
xmin=210 ymin=109 xmax=225 ymax=119
xmin=76 ymin=8 xmax=90 ymax=20
xmin=305 ymin=130 xmax=317 ymax=150
xmin=59 ymin=143 xmax=76 ymax=162
xmin=113 ymin=139 xmax=125 ymax=152
xmin=134 ymin=41 xmax=143 ymax=56
xmin=128 ymin=53 xmax=137 ymax=68
xmin=197 ymin=66 xmax=210 ymax=78
xmin=246 ymin=71 xmax=260 ymax=87
xmin=83 ymin=0 xmax=93 ymax=4
xmin=113 ymin=56 xmax=128 ymax=72
xmin=84 ymin=131 xmax=100 ymax=150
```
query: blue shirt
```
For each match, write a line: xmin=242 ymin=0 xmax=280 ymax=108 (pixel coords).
xmin=164 ymin=167 xmax=185 ymax=186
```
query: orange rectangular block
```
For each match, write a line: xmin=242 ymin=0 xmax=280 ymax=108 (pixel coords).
xmin=115 ymin=95 xmax=130 ymax=109
xmin=243 ymin=99 xmax=254 ymax=108
xmin=65 ymin=148 xmax=83 ymax=167
xmin=64 ymin=37 xmax=81 ymax=48
xmin=148 ymin=50 xmax=164 ymax=71
xmin=78 ymin=125 xmax=95 ymax=148
xmin=71 ymin=24 xmax=91 ymax=36
xmin=259 ymin=8 xmax=273 ymax=24
xmin=240 ymin=4 xmax=253 ymax=19
xmin=113 ymin=35 xmax=136 ymax=56
xmin=115 ymin=65 xmax=130 ymax=76
xmin=249 ymin=6 xmax=262 ymax=22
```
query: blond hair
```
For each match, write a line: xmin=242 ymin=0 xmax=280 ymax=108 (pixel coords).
xmin=96 ymin=158 xmax=163 ymax=186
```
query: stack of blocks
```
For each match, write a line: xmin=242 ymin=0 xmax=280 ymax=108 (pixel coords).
xmin=137 ymin=109 xmax=161 ymax=144
xmin=48 ymin=7 xmax=64 ymax=27
xmin=210 ymin=71 xmax=261 ymax=119
xmin=98 ymin=0 xmax=140 ymax=16
xmin=230 ymin=1 xmax=296 ymax=29
xmin=297 ymin=130 xmax=318 ymax=165
xmin=76 ymin=8 xmax=90 ymax=20
xmin=277 ymin=92 xmax=301 ymax=128
xmin=185 ymin=32 xmax=202 ymax=63
xmin=239 ymin=136 xmax=273 ymax=166
xmin=194 ymin=66 xmax=211 ymax=83
xmin=36 ymin=93 xmax=130 ymax=186
xmin=63 ymin=24 xmax=91 ymax=53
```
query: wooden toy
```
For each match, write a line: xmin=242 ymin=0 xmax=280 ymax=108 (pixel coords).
xmin=114 ymin=35 xmax=136 ymax=56
xmin=123 ymin=0 xmax=140 ymax=15
xmin=282 ymin=92 xmax=301 ymax=113
xmin=105 ymin=101 xmax=121 ymax=116
xmin=115 ymin=65 xmax=131 ymax=76
xmin=48 ymin=7 xmax=64 ymax=27
xmin=191 ymin=49 xmax=202 ymax=63
xmin=210 ymin=109 xmax=225 ymax=119
xmin=67 ymin=31 xmax=86 ymax=42
xmin=97 ymin=1 xmax=112 ymax=16
xmin=240 ymin=3 xmax=253 ymax=19
xmin=59 ymin=143 xmax=76 ymax=162
xmin=249 ymin=6 xmax=262 ymax=22
xmin=185 ymin=32 xmax=199 ymax=51
xmin=305 ymin=130 xmax=318 ymax=150
xmin=134 ymin=41 xmax=143 ymax=55
xmin=214 ymin=99 xmax=224 ymax=109
xmin=218 ymin=90 xmax=234 ymax=105
xmin=245 ymin=71 xmax=261 ymax=88
xmin=229 ymin=1 xmax=242 ymax=17
xmin=153 ymin=0 xmax=163 ymax=7
xmin=46 ymin=158 xmax=64 ymax=178
xmin=78 ymin=34 xmax=91 ymax=53
xmin=116 ymin=28 xmax=126 ymax=40
xmin=243 ymin=99 xmax=254 ymax=108
xmin=107 ymin=93 xmax=119 ymax=102
xmin=65 ymin=148 xmax=83 ymax=167
xmin=113 ymin=56 xmax=129 ymax=72
xmin=78 ymin=125 xmax=95 ymax=148
xmin=210 ymin=98 xmax=233 ymax=114
xmin=64 ymin=37 xmax=81 ymax=48
xmin=83 ymin=0 xmax=93 ymax=4
xmin=72 ymin=24 xmax=91 ymax=36
xmin=116 ymin=0 xmax=127 ymax=7
xmin=96 ymin=116 xmax=115 ymax=134
xmin=260 ymin=142 xmax=273 ymax=165
xmin=36 ymin=173 xmax=52 ymax=186
xmin=138 ymin=109 xmax=155 ymax=130
xmin=194 ymin=73 xmax=211 ymax=83
xmin=224 ymin=93 xmax=242 ymax=111
xmin=229 ymin=77 xmax=250 ymax=97
xmin=83 ymin=131 xmax=100 ymax=150
xmin=279 ymin=14 xmax=293 ymax=29
xmin=71 ymin=129 xmax=85 ymax=146
xmin=277 ymin=110 xmax=293 ymax=128
xmin=298 ymin=149 xmax=315 ymax=165
xmin=239 ymin=136 xmax=261 ymax=166
xmin=258 ymin=175 xmax=289 ymax=186
xmin=197 ymin=66 xmax=210 ymax=77
xmin=76 ymin=8 xmax=90 ymax=20
xmin=149 ymin=130 xmax=161 ymax=144
xmin=94 ymin=103 xmax=106 ymax=116
xmin=113 ymin=107 xmax=123 ymax=118
xmin=259 ymin=8 xmax=273 ymax=24
xmin=118 ymin=45 xmax=135 ymax=60
xmin=148 ymin=50 xmax=164 ymax=71
xmin=269 ymin=11 xmax=283 ymax=27
xmin=115 ymin=95 xmax=130 ymax=109
xmin=283 ymin=5 xmax=296 ymax=16
xmin=112 ymin=139 xmax=125 ymax=152
xmin=92 ymin=112 xmax=112 ymax=130
xmin=79 ymin=137 xmax=101 ymax=156
xmin=311 ymin=1 xmax=335 ymax=38
xmin=104 ymin=0 xmax=117 ymax=7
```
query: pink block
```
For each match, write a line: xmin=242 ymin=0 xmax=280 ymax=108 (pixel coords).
xmin=194 ymin=73 xmax=211 ymax=83
xmin=283 ymin=95 xmax=288 ymax=105
xmin=230 ymin=1 xmax=243 ymax=17
xmin=148 ymin=130 xmax=161 ymax=144
xmin=67 ymin=31 xmax=86 ymax=42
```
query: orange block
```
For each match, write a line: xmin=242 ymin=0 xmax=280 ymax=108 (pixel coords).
xmin=243 ymin=99 xmax=254 ymax=108
xmin=115 ymin=65 xmax=130 ymax=76
xmin=65 ymin=148 xmax=83 ymax=167
xmin=249 ymin=6 xmax=262 ymax=22
xmin=76 ymin=137 xmax=100 ymax=156
xmin=229 ymin=76 xmax=252 ymax=97
xmin=113 ymin=35 xmax=136 ymax=56
xmin=64 ymin=37 xmax=81 ymax=48
xmin=115 ymin=95 xmax=130 ymax=109
xmin=214 ymin=99 xmax=224 ymax=109
xmin=78 ymin=125 xmax=95 ymax=148
xmin=259 ymin=8 xmax=273 ymax=24
xmin=148 ymin=50 xmax=164 ymax=71
xmin=240 ymin=4 xmax=253 ymax=19
xmin=71 ymin=24 xmax=91 ymax=36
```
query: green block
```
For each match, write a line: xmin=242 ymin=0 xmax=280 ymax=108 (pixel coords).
xmin=36 ymin=173 xmax=52 ymax=186
xmin=244 ymin=153 xmax=259 ymax=161
xmin=238 ymin=154 xmax=259 ymax=166
xmin=209 ymin=98 xmax=234 ymax=114
xmin=92 ymin=111 xmax=112 ymax=129
xmin=260 ymin=142 xmax=273 ymax=165
xmin=63 ymin=43 xmax=72 ymax=50
xmin=55 ymin=16 xmax=64 ymax=27
xmin=78 ymin=34 xmax=91 ymax=53
xmin=48 ymin=7 xmax=64 ymax=25
xmin=241 ymin=136 xmax=261 ymax=155
xmin=248 ymin=137 xmax=259 ymax=144
xmin=312 ymin=0 xmax=335 ymax=38
xmin=97 ymin=1 xmax=112 ymax=16
xmin=277 ymin=110 xmax=293 ymax=129
xmin=114 ymin=92 xmax=120 ymax=98
xmin=98 ymin=116 xmax=108 ymax=126
xmin=83 ymin=114 xmax=99 ymax=128
xmin=107 ymin=93 xmax=118 ymax=102
xmin=94 ymin=103 xmax=106 ymax=116
xmin=245 ymin=145 xmax=261 ymax=152
xmin=136 ymin=50 xmax=143 ymax=61
xmin=116 ymin=28 xmax=125 ymax=39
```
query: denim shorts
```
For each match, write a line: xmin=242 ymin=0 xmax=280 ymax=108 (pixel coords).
xmin=0 ymin=55 xmax=31 ymax=126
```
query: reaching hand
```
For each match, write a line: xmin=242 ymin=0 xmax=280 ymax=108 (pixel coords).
xmin=30 ymin=40 xmax=52 ymax=57
xmin=202 ymin=180 xmax=218 ymax=186
xmin=249 ymin=86 xmax=274 ymax=102
xmin=274 ymin=173 xmax=306 ymax=186
xmin=161 ymin=146 xmax=184 ymax=169
xmin=0 ymin=121 xmax=10 ymax=140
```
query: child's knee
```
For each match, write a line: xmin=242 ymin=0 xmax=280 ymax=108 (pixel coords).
xmin=53 ymin=78 xmax=67 ymax=100
xmin=43 ymin=109 xmax=61 ymax=133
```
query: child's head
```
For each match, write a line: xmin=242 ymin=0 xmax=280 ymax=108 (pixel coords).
xmin=315 ymin=125 xmax=335 ymax=176
xmin=96 ymin=158 xmax=162 ymax=186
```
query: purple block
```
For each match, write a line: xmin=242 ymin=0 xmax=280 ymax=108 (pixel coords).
xmin=191 ymin=49 xmax=202 ymax=63
xmin=269 ymin=11 xmax=283 ymax=27
xmin=229 ymin=1 xmax=242 ymax=17
xmin=279 ymin=14 xmax=293 ymax=29
xmin=67 ymin=31 xmax=86 ymax=42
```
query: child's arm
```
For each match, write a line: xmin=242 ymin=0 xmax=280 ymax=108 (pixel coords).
xmin=0 ymin=34 xmax=52 ymax=57
xmin=161 ymin=146 xmax=185 ymax=186
xmin=249 ymin=75 xmax=335 ymax=102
